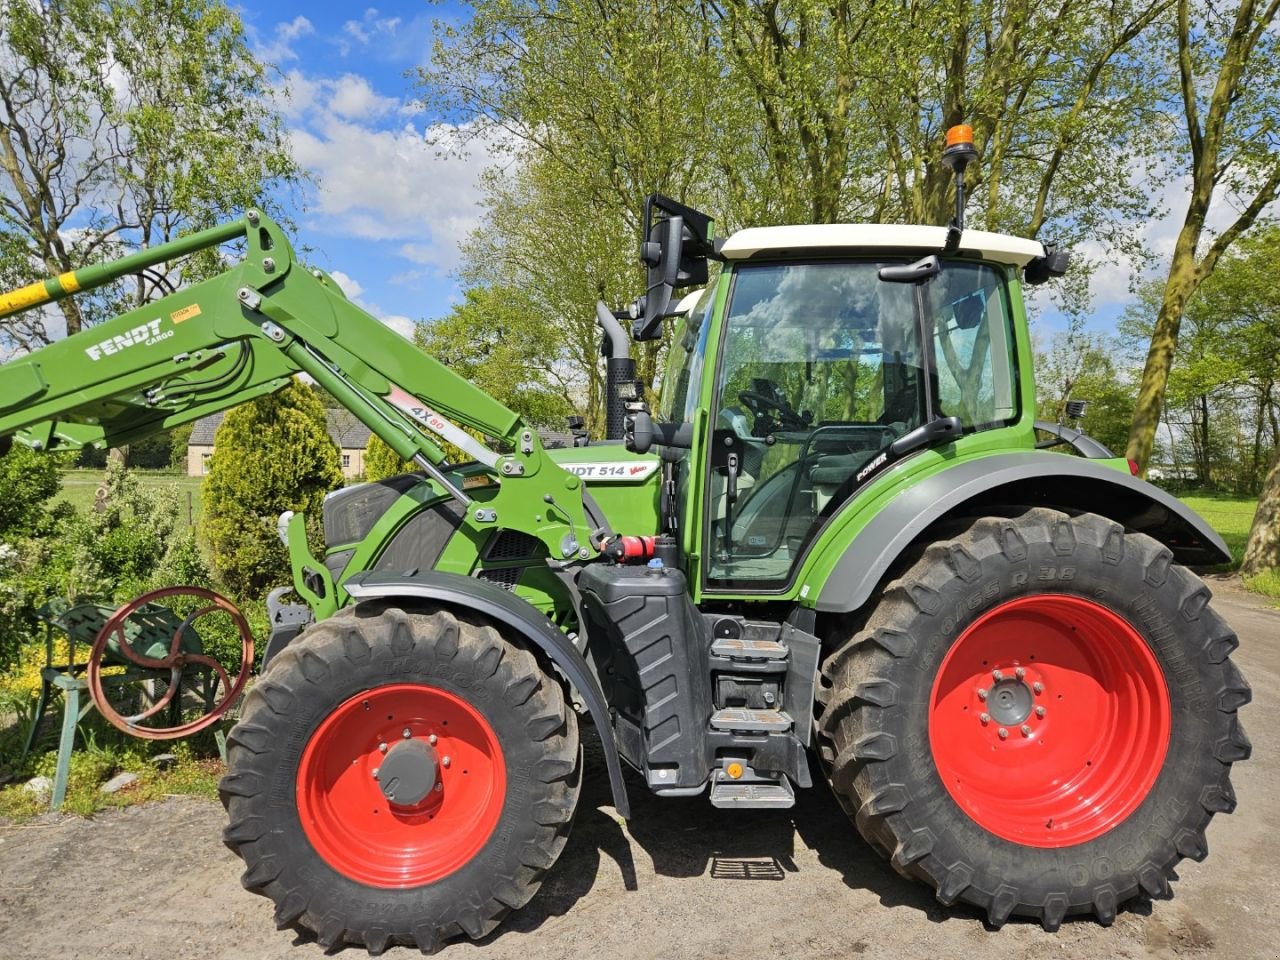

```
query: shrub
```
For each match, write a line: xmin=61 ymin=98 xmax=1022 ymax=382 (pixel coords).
xmin=363 ymin=433 xmax=413 ymax=481
xmin=200 ymin=379 xmax=342 ymax=597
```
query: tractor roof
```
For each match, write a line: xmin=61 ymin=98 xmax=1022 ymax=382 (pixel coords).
xmin=719 ymin=224 xmax=1045 ymax=267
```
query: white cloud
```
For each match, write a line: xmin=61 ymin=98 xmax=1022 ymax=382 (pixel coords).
xmin=326 ymin=269 xmax=416 ymax=340
xmin=1065 ymin=162 xmax=1278 ymax=312
xmin=255 ymin=16 xmax=314 ymax=65
xmin=272 ymin=69 xmax=321 ymax=119
xmin=328 ymin=270 xmax=364 ymax=299
xmin=334 ymin=9 xmax=431 ymax=62
xmin=289 ymin=116 xmax=500 ymax=274
xmin=327 ymin=74 xmax=398 ymax=121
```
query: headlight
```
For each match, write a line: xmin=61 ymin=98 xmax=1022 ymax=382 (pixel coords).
xmin=277 ymin=510 xmax=295 ymax=546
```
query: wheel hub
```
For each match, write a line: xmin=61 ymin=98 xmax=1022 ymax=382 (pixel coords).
xmin=296 ymin=683 xmax=506 ymax=888
xmin=377 ymin=738 xmax=438 ymax=807
xmin=987 ymin=677 xmax=1033 ymax=726
xmin=929 ymin=594 xmax=1171 ymax=848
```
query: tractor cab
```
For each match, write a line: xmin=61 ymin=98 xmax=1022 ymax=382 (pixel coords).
xmin=634 ymin=207 xmax=1056 ymax=596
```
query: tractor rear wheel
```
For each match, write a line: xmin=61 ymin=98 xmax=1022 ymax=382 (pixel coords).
xmin=220 ymin=603 xmax=581 ymax=954
xmin=817 ymin=507 xmax=1251 ymax=930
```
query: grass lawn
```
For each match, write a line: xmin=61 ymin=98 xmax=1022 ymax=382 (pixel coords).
xmin=1177 ymin=493 xmax=1280 ymax=600
xmin=1178 ymin=494 xmax=1257 ymax=566
xmin=57 ymin=468 xmax=204 ymax=528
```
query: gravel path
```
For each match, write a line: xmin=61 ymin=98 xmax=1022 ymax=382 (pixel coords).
xmin=1 ymin=577 xmax=1275 ymax=960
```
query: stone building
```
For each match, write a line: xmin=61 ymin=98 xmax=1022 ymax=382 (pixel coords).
xmin=186 ymin=409 xmax=372 ymax=479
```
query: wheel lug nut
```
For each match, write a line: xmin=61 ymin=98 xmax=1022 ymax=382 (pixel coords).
xmin=997 ymin=727 xmax=1009 ymax=739
xmin=977 ymin=688 xmax=988 ymax=700
xmin=992 ymin=669 xmax=1004 ymax=681
xmin=1015 ymin=667 xmax=1026 ymax=680
xmin=403 ymin=728 xmax=412 ymax=739
xmin=1020 ymin=725 xmax=1032 ymax=737
xmin=1036 ymin=706 xmax=1046 ymax=718
xmin=429 ymin=734 xmax=438 ymax=745
xmin=372 ymin=767 xmax=380 ymax=779
xmin=442 ymin=756 xmax=451 ymax=768
xmin=378 ymin=742 xmax=387 ymax=753
xmin=1033 ymin=682 xmax=1044 ymax=694
xmin=979 ymin=712 xmax=991 ymax=725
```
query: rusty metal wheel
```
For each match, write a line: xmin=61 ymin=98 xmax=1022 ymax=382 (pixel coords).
xmin=86 ymin=586 xmax=253 ymax=740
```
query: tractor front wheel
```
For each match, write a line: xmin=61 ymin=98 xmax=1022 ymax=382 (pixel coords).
xmin=817 ymin=508 xmax=1251 ymax=930
xmin=220 ymin=604 xmax=581 ymax=954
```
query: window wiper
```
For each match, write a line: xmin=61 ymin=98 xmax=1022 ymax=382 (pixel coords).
xmin=890 ymin=415 xmax=963 ymax=456
xmin=878 ymin=255 xmax=940 ymax=284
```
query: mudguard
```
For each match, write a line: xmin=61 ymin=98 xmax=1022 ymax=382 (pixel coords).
xmin=342 ymin=569 xmax=631 ymax=819
xmin=814 ymin=451 xmax=1231 ymax=614
xmin=1033 ymin=420 xmax=1115 ymax=458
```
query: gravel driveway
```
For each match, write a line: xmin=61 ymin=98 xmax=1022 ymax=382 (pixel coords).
xmin=1 ymin=577 xmax=1275 ymax=960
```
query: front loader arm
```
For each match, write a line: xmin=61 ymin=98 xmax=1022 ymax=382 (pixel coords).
xmin=0 ymin=211 xmax=601 ymax=561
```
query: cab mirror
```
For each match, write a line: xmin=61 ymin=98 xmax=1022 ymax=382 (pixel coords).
xmin=631 ymin=194 xmax=714 ymax=342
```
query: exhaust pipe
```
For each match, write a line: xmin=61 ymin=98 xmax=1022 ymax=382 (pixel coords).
xmin=596 ymin=301 xmax=636 ymax=441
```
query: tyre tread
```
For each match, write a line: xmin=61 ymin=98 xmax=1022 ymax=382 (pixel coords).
xmin=220 ymin=604 xmax=581 ymax=954
xmin=816 ymin=507 xmax=1249 ymax=928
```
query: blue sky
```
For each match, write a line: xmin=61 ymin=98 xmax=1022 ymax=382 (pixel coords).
xmin=239 ymin=3 xmax=495 ymax=339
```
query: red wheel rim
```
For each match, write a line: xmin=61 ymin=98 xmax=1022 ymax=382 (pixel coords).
xmin=297 ymin=684 xmax=506 ymax=887
xmin=928 ymin=595 xmax=1171 ymax=848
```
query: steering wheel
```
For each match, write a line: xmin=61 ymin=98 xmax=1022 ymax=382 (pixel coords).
xmin=738 ymin=389 xmax=810 ymax=433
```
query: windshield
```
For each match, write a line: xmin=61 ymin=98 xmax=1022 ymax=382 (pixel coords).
xmin=659 ymin=285 xmax=716 ymax=424
xmin=707 ymin=259 xmax=1017 ymax=589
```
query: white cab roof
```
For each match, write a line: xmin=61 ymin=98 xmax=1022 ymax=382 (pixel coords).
xmin=719 ymin=224 xmax=1045 ymax=267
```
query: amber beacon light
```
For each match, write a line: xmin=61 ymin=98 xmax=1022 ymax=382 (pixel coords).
xmin=942 ymin=123 xmax=979 ymax=251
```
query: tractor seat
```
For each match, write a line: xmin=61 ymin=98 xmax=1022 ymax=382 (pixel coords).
xmin=809 ymin=449 xmax=883 ymax=487
xmin=809 ymin=449 xmax=883 ymax=511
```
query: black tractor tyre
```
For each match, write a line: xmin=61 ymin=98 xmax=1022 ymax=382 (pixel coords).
xmin=220 ymin=603 xmax=581 ymax=954
xmin=816 ymin=507 xmax=1251 ymax=930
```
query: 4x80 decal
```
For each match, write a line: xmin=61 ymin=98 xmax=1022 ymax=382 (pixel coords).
xmin=84 ymin=318 xmax=173 ymax=361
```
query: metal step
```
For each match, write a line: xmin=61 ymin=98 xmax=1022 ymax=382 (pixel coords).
xmin=710 ymin=707 xmax=792 ymax=733
xmin=710 ymin=774 xmax=796 ymax=808
xmin=710 ymin=636 xmax=788 ymax=660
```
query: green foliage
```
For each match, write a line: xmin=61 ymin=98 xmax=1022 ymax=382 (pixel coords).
xmin=1121 ymin=228 xmax=1280 ymax=493
xmin=0 ymin=731 xmax=223 ymax=821
xmin=0 ymin=446 xmax=72 ymax=668
xmin=200 ymin=380 xmax=342 ymax=597
xmin=1035 ymin=326 xmax=1137 ymax=458
xmin=416 ymin=0 xmax=1179 ymax=430
xmin=1243 ymin=567 xmax=1280 ymax=602
xmin=1123 ymin=0 xmax=1280 ymax=466
xmin=167 ymin=424 xmax=194 ymax=471
xmin=364 ymin=434 xmax=413 ymax=482
xmin=0 ymin=445 xmax=69 ymax=541
xmin=0 ymin=461 xmax=208 ymax=671
xmin=417 ymin=286 xmax=575 ymax=431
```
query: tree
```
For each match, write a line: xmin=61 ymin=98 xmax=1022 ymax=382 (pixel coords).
xmin=424 ymin=0 xmax=1173 ymax=411
xmin=200 ymin=380 xmax=342 ymax=598
xmin=1243 ymin=454 xmax=1280 ymax=578
xmin=1125 ymin=0 xmax=1280 ymax=470
xmin=1121 ymin=229 xmax=1280 ymax=492
xmin=0 ymin=0 xmax=300 ymax=351
xmin=1036 ymin=326 xmax=1137 ymax=458
xmin=417 ymin=285 xmax=576 ymax=431
xmin=363 ymin=435 xmax=413 ymax=483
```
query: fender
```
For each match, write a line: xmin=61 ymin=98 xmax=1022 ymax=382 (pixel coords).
xmin=1033 ymin=420 xmax=1115 ymax=459
xmin=342 ymin=569 xmax=631 ymax=819
xmin=815 ymin=451 xmax=1231 ymax=614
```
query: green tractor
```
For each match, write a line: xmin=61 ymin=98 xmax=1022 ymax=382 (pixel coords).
xmin=0 ymin=128 xmax=1249 ymax=951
